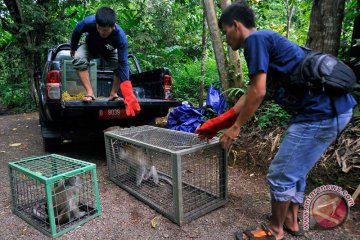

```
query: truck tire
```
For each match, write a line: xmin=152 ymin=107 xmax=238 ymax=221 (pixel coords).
xmin=43 ymin=137 xmax=61 ymax=152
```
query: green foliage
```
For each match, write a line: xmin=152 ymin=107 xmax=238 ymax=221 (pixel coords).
xmin=339 ymin=0 xmax=360 ymax=59
xmin=171 ymin=57 xmax=218 ymax=104
xmin=223 ymin=87 xmax=245 ymax=98
xmin=0 ymin=44 xmax=35 ymax=111
xmin=248 ymin=0 xmax=312 ymax=45
xmin=124 ymin=0 xmax=204 ymax=70
xmin=0 ymin=81 xmax=35 ymax=112
xmin=254 ymin=101 xmax=290 ymax=129
xmin=0 ymin=0 xmax=358 ymax=119
xmin=0 ymin=0 xmax=87 ymax=112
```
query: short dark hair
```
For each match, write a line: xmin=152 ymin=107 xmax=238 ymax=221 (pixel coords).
xmin=218 ymin=2 xmax=256 ymax=29
xmin=96 ymin=7 xmax=116 ymax=27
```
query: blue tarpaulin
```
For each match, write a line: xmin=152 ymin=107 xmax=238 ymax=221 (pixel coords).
xmin=167 ymin=81 xmax=227 ymax=133
xmin=167 ymin=102 xmax=205 ymax=133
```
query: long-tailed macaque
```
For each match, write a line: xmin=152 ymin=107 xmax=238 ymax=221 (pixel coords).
xmin=33 ymin=176 xmax=85 ymax=224
xmin=116 ymin=143 xmax=173 ymax=186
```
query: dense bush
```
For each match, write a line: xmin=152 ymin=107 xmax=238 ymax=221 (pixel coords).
xmin=171 ymin=58 xmax=218 ymax=104
xmin=0 ymin=46 xmax=36 ymax=112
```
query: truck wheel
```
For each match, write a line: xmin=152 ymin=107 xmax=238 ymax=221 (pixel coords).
xmin=43 ymin=137 xmax=61 ymax=152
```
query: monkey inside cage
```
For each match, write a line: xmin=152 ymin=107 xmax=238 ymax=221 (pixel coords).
xmin=105 ymin=125 xmax=227 ymax=225
xmin=8 ymin=154 xmax=101 ymax=238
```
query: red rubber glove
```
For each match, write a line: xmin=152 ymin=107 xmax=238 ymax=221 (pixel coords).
xmin=195 ymin=108 xmax=237 ymax=140
xmin=120 ymin=80 xmax=141 ymax=117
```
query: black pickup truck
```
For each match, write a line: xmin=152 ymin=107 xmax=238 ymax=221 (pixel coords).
xmin=36 ymin=44 xmax=181 ymax=151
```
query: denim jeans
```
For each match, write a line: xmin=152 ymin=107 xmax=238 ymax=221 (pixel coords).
xmin=267 ymin=108 xmax=353 ymax=203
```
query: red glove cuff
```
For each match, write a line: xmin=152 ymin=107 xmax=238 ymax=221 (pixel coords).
xmin=120 ymin=80 xmax=141 ymax=116
xmin=120 ymin=80 xmax=134 ymax=98
xmin=213 ymin=107 xmax=237 ymax=130
xmin=195 ymin=108 xmax=237 ymax=139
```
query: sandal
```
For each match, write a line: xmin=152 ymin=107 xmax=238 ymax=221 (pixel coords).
xmin=82 ymin=95 xmax=96 ymax=102
xmin=265 ymin=213 xmax=304 ymax=237
xmin=283 ymin=224 xmax=304 ymax=237
xmin=108 ymin=96 xmax=121 ymax=101
xmin=235 ymin=223 xmax=276 ymax=240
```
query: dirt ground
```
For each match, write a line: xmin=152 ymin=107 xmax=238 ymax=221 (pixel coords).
xmin=0 ymin=112 xmax=359 ymax=240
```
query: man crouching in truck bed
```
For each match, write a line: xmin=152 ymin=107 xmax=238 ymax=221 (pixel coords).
xmin=70 ymin=6 xmax=140 ymax=116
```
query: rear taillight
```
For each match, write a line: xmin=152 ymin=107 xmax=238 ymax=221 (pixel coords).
xmin=164 ymin=74 xmax=172 ymax=100
xmin=164 ymin=75 xmax=172 ymax=86
xmin=46 ymin=70 xmax=61 ymax=100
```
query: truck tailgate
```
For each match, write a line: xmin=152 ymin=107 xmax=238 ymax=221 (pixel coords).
xmin=61 ymin=99 xmax=182 ymax=109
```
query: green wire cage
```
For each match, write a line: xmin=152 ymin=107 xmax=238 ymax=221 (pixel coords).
xmin=105 ymin=125 xmax=227 ymax=225
xmin=8 ymin=154 xmax=101 ymax=238
xmin=61 ymin=60 xmax=97 ymax=97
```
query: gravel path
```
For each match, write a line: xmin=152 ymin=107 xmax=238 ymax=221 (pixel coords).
xmin=0 ymin=112 xmax=358 ymax=240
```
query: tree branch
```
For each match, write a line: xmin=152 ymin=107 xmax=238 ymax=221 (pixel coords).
xmin=3 ymin=0 xmax=23 ymax=24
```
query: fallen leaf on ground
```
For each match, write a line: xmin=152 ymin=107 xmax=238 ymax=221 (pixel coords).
xmin=151 ymin=216 xmax=160 ymax=229
xmin=9 ymin=143 xmax=22 ymax=147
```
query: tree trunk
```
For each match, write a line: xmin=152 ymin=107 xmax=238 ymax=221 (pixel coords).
xmin=27 ymin=53 xmax=39 ymax=106
xmin=199 ymin=2 xmax=207 ymax=108
xmin=203 ymin=0 xmax=228 ymax=90
xmin=220 ymin=0 xmax=244 ymax=88
xmin=306 ymin=0 xmax=346 ymax=56
xmin=284 ymin=0 xmax=295 ymax=39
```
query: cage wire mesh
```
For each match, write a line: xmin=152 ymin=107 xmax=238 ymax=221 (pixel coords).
xmin=8 ymin=154 xmax=101 ymax=237
xmin=105 ymin=125 xmax=227 ymax=225
xmin=181 ymin=147 xmax=225 ymax=219
xmin=61 ymin=60 xmax=97 ymax=97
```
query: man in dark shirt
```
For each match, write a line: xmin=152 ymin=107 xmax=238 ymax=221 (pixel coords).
xmin=70 ymin=7 xmax=140 ymax=116
xmin=196 ymin=2 xmax=356 ymax=240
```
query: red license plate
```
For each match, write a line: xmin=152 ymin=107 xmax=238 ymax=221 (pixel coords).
xmin=99 ymin=109 xmax=128 ymax=119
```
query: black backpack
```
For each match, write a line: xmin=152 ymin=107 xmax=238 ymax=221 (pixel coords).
xmin=289 ymin=48 xmax=357 ymax=95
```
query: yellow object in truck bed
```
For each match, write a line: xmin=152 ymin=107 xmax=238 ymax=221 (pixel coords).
xmin=62 ymin=91 xmax=86 ymax=100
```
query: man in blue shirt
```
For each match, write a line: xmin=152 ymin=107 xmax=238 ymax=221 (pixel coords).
xmin=70 ymin=7 xmax=140 ymax=116
xmin=196 ymin=2 xmax=356 ymax=240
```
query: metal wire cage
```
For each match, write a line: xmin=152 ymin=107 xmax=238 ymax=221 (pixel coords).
xmin=104 ymin=125 xmax=227 ymax=225
xmin=61 ymin=60 xmax=97 ymax=97
xmin=8 ymin=154 xmax=101 ymax=238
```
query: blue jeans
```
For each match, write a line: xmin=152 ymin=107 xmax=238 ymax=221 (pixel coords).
xmin=267 ymin=108 xmax=353 ymax=203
